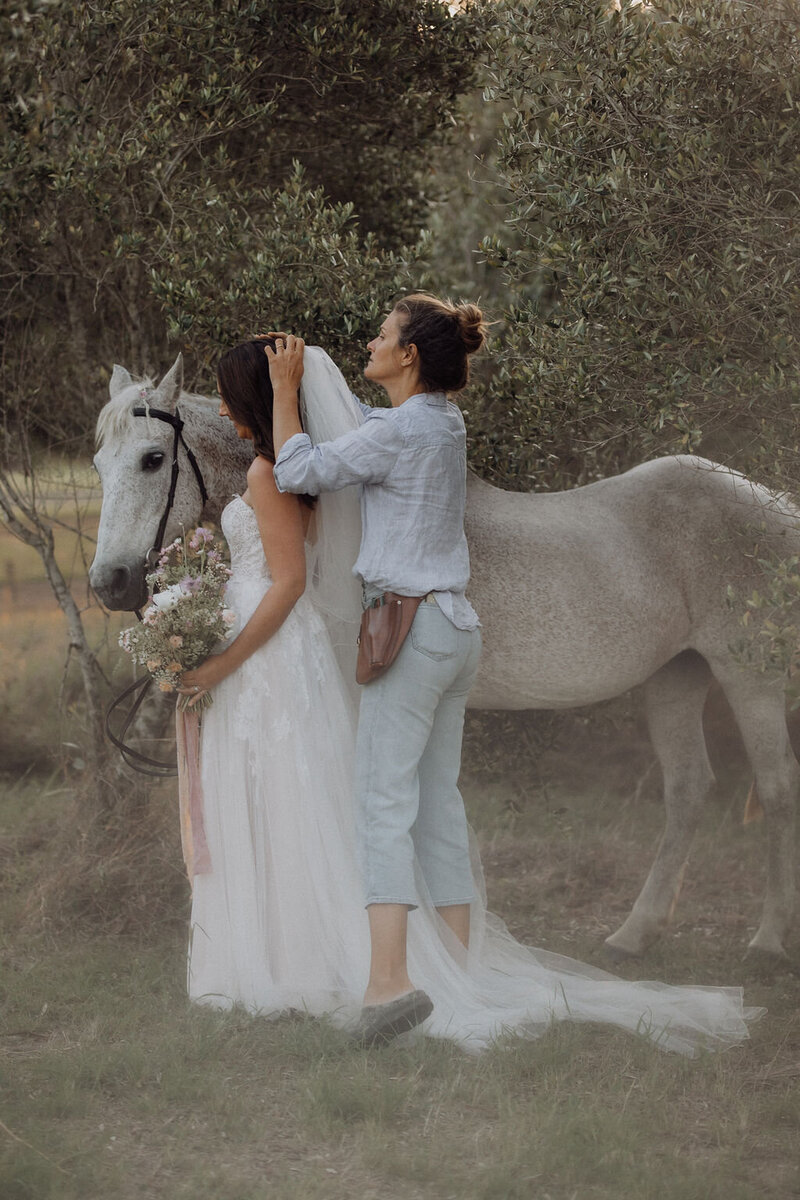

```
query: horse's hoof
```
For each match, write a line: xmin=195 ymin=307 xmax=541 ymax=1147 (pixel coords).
xmin=603 ymin=938 xmax=641 ymax=964
xmin=744 ymin=943 xmax=790 ymax=970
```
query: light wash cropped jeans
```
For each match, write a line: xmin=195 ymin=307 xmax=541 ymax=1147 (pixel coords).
xmin=354 ymin=601 xmax=482 ymax=909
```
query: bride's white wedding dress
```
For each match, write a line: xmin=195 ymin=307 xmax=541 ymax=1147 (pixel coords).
xmin=187 ymin=494 xmax=762 ymax=1056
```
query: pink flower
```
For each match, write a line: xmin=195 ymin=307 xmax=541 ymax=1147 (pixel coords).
xmin=146 ymin=658 xmax=162 ymax=671
xmin=169 ymin=635 xmax=184 ymax=648
xmin=189 ymin=526 xmax=213 ymax=551
xmin=158 ymin=538 xmax=182 ymax=563
xmin=158 ymin=680 xmax=174 ymax=693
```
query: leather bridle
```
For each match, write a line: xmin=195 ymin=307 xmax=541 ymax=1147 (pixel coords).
xmin=132 ymin=401 xmax=209 ymax=571
xmin=106 ymin=400 xmax=210 ymax=777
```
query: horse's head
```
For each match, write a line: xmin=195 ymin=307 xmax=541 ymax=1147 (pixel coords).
xmin=90 ymin=354 xmax=218 ymax=611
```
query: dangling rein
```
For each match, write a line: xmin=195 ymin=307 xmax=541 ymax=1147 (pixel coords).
xmin=105 ymin=674 xmax=177 ymax=776
xmin=105 ymin=681 xmax=211 ymax=877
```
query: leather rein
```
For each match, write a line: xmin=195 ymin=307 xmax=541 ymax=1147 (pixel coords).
xmin=105 ymin=400 xmax=210 ymax=777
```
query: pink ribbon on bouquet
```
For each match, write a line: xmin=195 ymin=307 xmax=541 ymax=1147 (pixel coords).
xmin=175 ymin=706 xmax=212 ymax=878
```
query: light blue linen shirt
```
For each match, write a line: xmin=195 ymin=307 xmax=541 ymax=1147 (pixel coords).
xmin=273 ymin=391 xmax=479 ymax=630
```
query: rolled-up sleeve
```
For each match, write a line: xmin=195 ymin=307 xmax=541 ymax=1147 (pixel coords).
xmin=273 ymin=413 xmax=405 ymax=495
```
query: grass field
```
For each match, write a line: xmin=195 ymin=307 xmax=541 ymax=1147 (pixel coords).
xmin=1 ymin=724 xmax=799 ymax=1200
xmin=1 ymin=474 xmax=799 ymax=1200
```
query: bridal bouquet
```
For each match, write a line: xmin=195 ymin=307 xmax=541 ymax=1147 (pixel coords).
xmin=118 ymin=527 xmax=235 ymax=710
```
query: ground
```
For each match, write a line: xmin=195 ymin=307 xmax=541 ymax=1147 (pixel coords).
xmin=2 ymin=709 xmax=799 ymax=1200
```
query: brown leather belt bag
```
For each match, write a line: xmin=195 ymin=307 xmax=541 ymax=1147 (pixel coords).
xmin=356 ymin=592 xmax=424 ymax=684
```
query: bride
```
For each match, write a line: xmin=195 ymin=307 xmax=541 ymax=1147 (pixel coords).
xmin=178 ymin=310 xmax=762 ymax=1057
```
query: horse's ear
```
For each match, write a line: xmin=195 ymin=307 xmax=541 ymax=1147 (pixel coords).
xmin=153 ymin=354 xmax=184 ymax=413
xmin=109 ymin=365 xmax=133 ymax=398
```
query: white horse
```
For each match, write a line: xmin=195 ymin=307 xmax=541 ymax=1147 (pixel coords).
xmin=91 ymin=354 xmax=799 ymax=961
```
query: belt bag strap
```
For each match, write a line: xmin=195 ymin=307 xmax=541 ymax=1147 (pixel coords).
xmin=356 ymin=592 xmax=424 ymax=685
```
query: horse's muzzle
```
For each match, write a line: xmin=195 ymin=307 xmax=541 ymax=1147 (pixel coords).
xmin=89 ymin=559 xmax=148 ymax=612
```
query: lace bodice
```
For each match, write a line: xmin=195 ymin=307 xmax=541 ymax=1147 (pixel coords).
xmin=221 ymin=496 xmax=271 ymax=584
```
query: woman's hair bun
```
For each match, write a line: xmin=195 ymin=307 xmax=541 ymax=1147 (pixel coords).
xmin=455 ymin=302 xmax=488 ymax=355
xmin=393 ymin=291 xmax=487 ymax=393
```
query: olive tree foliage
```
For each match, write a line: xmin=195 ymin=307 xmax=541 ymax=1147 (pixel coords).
xmin=0 ymin=0 xmax=482 ymax=802
xmin=470 ymin=0 xmax=800 ymax=492
xmin=1 ymin=0 xmax=482 ymax=441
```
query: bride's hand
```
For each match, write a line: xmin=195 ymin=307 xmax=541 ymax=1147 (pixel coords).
xmin=178 ymin=657 xmax=229 ymax=704
xmin=265 ymin=333 xmax=305 ymax=394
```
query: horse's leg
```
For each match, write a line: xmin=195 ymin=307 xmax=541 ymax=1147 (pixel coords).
xmin=708 ymin=662 xmax=797 ymax=958
xmin=605 ymin=651 xmax=714 ymax=959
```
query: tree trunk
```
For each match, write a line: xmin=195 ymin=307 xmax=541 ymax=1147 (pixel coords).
xmin=0 ymin=465 xmax=115 ymax=811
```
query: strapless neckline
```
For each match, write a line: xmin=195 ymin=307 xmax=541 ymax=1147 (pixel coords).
xmin=231 ymin=493 xmax=254 ymax=512
xmin=221 ymin=494 xmax=269 ymax=584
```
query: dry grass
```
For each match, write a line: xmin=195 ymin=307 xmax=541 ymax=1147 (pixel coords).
xmin=1 ymin=478 xmax=186 ymax=936
xmin=1 ymin=715 xmax=799 ymax=1200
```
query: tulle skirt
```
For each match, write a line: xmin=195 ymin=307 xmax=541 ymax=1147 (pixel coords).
xmin=188 ymin=577 xmax=763 ymax=1056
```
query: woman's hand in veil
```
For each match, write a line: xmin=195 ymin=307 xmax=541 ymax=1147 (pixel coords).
xmin=266 ymin=334 xmax=306 ymax=453
xmin=264 ymin=333 xmax=305 ymax=394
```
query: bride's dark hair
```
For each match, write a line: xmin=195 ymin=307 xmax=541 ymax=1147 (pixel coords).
xmin=216 ymin=339 xmax=315 ymax=509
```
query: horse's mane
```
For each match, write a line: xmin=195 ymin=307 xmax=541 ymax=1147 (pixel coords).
xmin=95 ymin=379 xmax=220 ymax=447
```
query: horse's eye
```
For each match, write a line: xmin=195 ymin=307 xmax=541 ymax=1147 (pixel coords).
xmin=141 ymin=451 xmax=165 ymax=472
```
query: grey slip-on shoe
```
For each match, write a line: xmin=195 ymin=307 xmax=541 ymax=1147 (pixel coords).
xmin=353 ymin=989 xmax=434 ymax=1048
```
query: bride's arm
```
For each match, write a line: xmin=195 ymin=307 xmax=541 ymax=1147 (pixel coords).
xmin=179 ymin=456 xmax=306 ymax=696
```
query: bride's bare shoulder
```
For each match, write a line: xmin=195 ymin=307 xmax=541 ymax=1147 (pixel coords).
xmin=246 ymin=456 xmax=284 ymax=506
xmin=247 ymin=456 xmax=302 ymax=529
xmin=247 ymin=455 xmax=276 ymax=487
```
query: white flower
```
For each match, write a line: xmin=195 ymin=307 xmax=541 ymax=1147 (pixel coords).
xmin=150 ymin=584 xmax=188 ymax=613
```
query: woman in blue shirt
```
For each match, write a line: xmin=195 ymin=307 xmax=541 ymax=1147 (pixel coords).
xmin=271 ymin=294 xmax=486 ymax=1044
